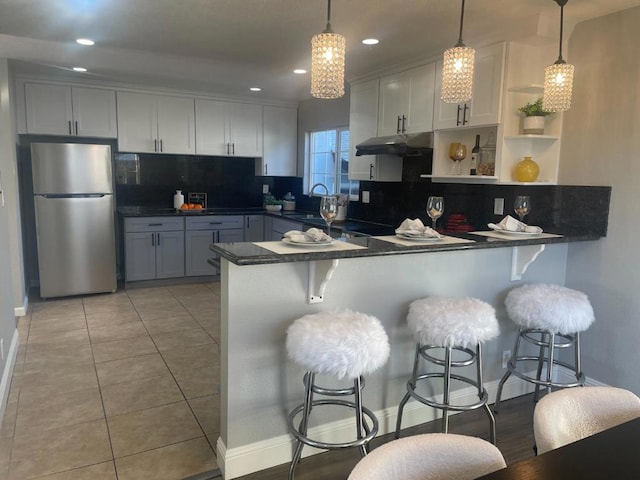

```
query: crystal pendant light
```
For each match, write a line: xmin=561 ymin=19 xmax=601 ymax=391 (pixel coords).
xmin=311 ymin=0 xmax=345 ymax=99
xmin=543 ymin=0 xmax=574 ymax=112
xmin=441 ymin=0 xmax=475 ymax=103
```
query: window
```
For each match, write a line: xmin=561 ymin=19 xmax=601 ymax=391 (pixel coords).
xmin=307 ymin=128 xmax=359 ymax=199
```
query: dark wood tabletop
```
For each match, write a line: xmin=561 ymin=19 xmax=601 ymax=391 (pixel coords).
xmin=476 ymin=417 xmax=640 ymax=479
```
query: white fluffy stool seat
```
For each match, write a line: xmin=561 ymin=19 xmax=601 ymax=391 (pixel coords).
xmin=286 ymin=309 xmax=390 ymax=379
xmin=348 ymin=433 xmax=506 ymax=480
xmin=505 ymin=283 xmax=595 ymax=334
xmin=407 ymin=296 xmax=499 ymax=347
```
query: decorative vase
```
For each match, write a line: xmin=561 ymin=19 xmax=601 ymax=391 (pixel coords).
xmin=514 ymin=156 xmax=540 ymax=182
xmin=523 ymin=116 xmax=545 ymax=135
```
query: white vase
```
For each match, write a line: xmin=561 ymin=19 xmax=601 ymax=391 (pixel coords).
xmin=523 ymin=116 xmax=545 ymax=135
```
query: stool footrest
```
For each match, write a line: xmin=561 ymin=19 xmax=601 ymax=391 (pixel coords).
xmin=406 ymin=373 xmax=489 ymax=412
xmin=506 ymin=358 xmax=585 ymax=389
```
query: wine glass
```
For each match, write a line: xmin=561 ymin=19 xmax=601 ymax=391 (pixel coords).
xmin=319 ymin=195 xmax=338 ymax=238
xmin=427 ymin=196 xmax=444 ymax=230
xmin=514 ymin=195 xmax=531 ymax=222
xmin=448 ymin=143 xmax=467 ymax=175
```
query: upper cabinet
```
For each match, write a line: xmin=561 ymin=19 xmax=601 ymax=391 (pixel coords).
xmin=117 ymin=92 xmax=195 ymax=154
xmin=377 ymin=63 xmax=436 ymax=136
xmin=258 ymin=105 xmax=297 ymax=176
xmin=24 ymin=83 xmax=117 ymax=138
xmin=195 ymin=99 xmax=262 ymax=157
xmin=433 ymin=43 xmax=506 ymax=129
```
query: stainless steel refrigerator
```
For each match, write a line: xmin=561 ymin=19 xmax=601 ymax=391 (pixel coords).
xmin=31 ymin=143 xmax=117 ymax=298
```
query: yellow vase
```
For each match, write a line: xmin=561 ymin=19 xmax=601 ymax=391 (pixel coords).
xmin=514 ymin=156 xmax=539 ymax=182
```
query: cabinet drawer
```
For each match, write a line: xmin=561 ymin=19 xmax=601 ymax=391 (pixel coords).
xmin=125 ymin=216 xmax=184 ymax=233
xmin=186 ymin=215 xmax=244 ymax=231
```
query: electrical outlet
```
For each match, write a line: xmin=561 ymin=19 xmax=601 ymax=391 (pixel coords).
xmin=262 ymin=184 xmax=269 ymax=194
xmin=362 ymin=191 xmax=370 ymax=203
xmin=494 ymin=198 xmax=504 ymax=215
xmin=502 ymin=349 xmax=511 ymax=369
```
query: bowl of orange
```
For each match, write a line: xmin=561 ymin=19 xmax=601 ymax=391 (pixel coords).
xmin=179 ymin=203 xmax=204 ymax=212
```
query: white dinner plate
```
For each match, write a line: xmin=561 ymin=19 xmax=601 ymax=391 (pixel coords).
xmin=282 ymin=238 xmax=335 ymax=247
xmin=492 ymin=229 xmax=543 ymax=236
xmin=397 ymin=234 xmax=442 ymax=242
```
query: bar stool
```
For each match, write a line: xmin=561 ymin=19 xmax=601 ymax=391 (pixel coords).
xmin=286 ymin=309 xmax=390 ymax=480
xmin=395 ymin=296 xmax=499 ymax=443
xmin=494 ymin=283 xmax=595 ymax=412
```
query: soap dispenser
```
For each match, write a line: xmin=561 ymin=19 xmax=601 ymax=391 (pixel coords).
xmin=173 ymin=190 xmax=184 ymax=209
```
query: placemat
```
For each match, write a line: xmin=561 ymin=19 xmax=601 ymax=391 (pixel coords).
xmin=470 ymin=231 xmax=563 ymax=240
xmin=373 ymin=235 xmax=476 ymax=247
xmin=253 ymin=240 xmax=368 ymax=255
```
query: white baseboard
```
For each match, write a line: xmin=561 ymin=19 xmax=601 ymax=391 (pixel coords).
xmin=0 ymin=329 xmax=19 ymax=425
xmin=14 ymin=295 xmax=28 ymax=317
xmin=217 ymin=374 xmax=536 ymax=479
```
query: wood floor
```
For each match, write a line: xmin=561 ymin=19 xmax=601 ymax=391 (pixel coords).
xmin=236 ymin=393 xmax=537 ymax=480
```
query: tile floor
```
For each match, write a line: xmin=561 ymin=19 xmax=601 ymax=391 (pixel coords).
xmin=0 ymin=282 xmax=222 ymax=480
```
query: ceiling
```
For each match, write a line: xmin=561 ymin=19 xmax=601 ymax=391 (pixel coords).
xmin=1 ymin=0 xmax=639 ymax=102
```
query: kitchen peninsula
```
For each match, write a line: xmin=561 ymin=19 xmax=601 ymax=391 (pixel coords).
xmin=210 ymin=229 xmax=600 ymax=479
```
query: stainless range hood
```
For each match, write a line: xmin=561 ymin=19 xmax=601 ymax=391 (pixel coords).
xmin=355 ymin=132 xmax=434 ymax=157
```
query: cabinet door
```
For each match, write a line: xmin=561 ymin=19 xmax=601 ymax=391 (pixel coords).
xmin=125 ymin=233 xmax=156 ymax=282
xmin=195 ymin=99 xmax=228 ymax=155
xmin=244 ymin=215 xmax=265 ymax=242
xmin=72 ymin=87 xmax=118 ymax=138
xmin=228 ymin=103 xmax=263 ymax=157
xmin=433 ymin=62 xmax=465 ymax=130
xmin=261 ymin=106 xmax=297 ymax=176
xmin=156 ymin=231 xmax=185 ymax=279
xmin=348 ymin=79 xmax=379 ymax=181
xmin=468 ymin=42 xmax=506 ymax=127
xmin=377 ymin=73 xmax=408 ymax=136
xmin=24 ymin=83 xmax=73 ymax=135
xmin=117 ymin=92 xmax=158 ymax=153
xmin=157 ymin=96 xmax=196 ymax=154
xmin=185 ymin=230 xmax=216 ymax=277
xmin=404 ymin=63 xmax=436 ymax=134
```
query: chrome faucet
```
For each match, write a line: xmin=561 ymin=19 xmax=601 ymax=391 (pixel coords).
xmin=308 ymin=183 xmax=329 ymax=197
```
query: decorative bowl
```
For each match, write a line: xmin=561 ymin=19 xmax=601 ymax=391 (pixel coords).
xmin=265 ymin=204 xmax=282 ymax=212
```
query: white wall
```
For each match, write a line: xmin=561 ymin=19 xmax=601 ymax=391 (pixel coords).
xmin=560 ymin=7 xmax=640 ymax=391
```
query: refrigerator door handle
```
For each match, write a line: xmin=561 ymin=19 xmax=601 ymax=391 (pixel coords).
xmin=152 ymin=233 xmax=155 ymax=247
xmin=157 ymin=232 xmax=160 ymax=246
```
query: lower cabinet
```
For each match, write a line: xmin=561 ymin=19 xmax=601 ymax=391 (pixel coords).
xmin=185 ymin=216 xmax=244 ymax=276
xmin=244 ymin=215 xmax=265 ymax=242
xmin=269 ymin=217 xmax=304 ymax=241
xmin=124 ymin=217 xmax=185 ymax=282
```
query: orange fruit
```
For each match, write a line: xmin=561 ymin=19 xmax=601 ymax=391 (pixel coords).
xmin=180 ymin=203 xmax=189 ymax=209
xmin=193 ymin=204 xmax=203 ymax=210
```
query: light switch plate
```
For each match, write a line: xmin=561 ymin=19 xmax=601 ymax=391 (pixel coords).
xmin=262 ymin=184 xmax=269 ymax=194
xmin=362 ymin=191 xmax=370 ymax=203
xmin=494 ymin=198 xmax=504 ymax=215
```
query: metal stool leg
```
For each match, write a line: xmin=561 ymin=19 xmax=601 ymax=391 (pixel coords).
xmin=441 ymin=346 xmax=452 ymax=434
xmin=575 ymin=332 xmax=582 ymax=382
xmin=395 ymin=343 xmax=421 ymax=439
xmin=354 ymin=375 xmax=368 ymax=457
xmin=533 ymin=331 xmax=548 ymax=402
xmin=289 ymin=372 xmax=315 ymax=480
xmin=495 ymin=328 xmax=523 ymax=413
xmin=476 ymin=343 xmax=496 ymax=444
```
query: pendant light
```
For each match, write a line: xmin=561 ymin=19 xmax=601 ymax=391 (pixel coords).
xmin=543 ymin=0 xmax=574 ymax=112
xmin=311 ymin=0 xmax=345 ymax=99
xmin=441 ymin=0 xmax=475 ymax=104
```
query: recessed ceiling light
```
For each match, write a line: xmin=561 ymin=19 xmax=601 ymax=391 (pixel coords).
xmin=72 ymin=67 xmax=88 ymax=72
xmin=362 ymin=38 xmax=379 ymax=45
xmin=76 ymin=38 xmax=95 ymax=46
xmin=250 ymin=87 xmax=261 ymax=92
xmin=293 ymin=69 xmax=307 ymax=75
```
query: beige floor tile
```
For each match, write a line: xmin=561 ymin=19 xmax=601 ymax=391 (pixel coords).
xmin=85 ymin=309 xmax=140 ymax=329
xmin=167 ymin=284 xmax=212 ymax=296
xmin=125 ymin=287 xmax=172 ymax=299
xmin=108 ymin=401 xmax=202 ymax=458
xmin=114 ymin=437 xmax=217 ymax=480
xmin=175 ymin=365 xmax=220 ymax=399
xmin=26 ymin=328 xmax=89 ymax=354
xmin=101 ymin=374 xmax=184 ymax=417
xmin=17 ymin=318 xmax=30 ymax=345
xmin=83 ymin=294 xmax=133 ymax=314
xmin=188 ymin=394 xmax=220 ymax=435
xmin=9 ymin=419 xmax=111 ymax=480
xmin=32 ymin=461 xmax=117 ymax=480
xmin=135 ymin=304 xmax=191 ymax=321
xmin=0 ymin=437 xmax=13 ymax=478
xmin=22 ymin=344 xmax=94 ymax=375
xmin=88 ymin=321 xmax=147 ymax=344
xmin=15 ymin=387 xmax=104 ymax=437
xmin=17 ymin=364 xmax=98 ymax=403
xmin=96 ymin=353 xmax=169 ymax=387
xmin=28 ymin=315 xmax=87 ymax=336
xmin=1 ymin=402 xmax=17 ymax=439
xmin=151 ymin=328 xmax=214 ymax=353
xmin=31 ymin=298 xmax=84 ymax=314
xmin=160 ymin=343 xmax=219 ymax=377
xmin=141 ymin=315 xmax=200 ymax=335
xmin=92 ymin=335 xmax=157 ymax=363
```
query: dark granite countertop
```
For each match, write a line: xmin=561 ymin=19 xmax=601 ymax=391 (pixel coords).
xmin=210 ymin=231 xmax=601 ymax=266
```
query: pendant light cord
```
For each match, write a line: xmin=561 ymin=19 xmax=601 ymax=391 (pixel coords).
xmin=457 ymin=0 xmax=466 ymax=45
xmin=326 ymin=0 xmax=332 ymax=30
xmin=557 ymin=2 xmax=564 ymax=61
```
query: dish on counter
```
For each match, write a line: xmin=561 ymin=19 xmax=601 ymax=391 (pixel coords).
xmin=397 ymin=233 xmax=442 ymax=242
xmin=492 ymin=229 xmax=543 ymax=237
xmin=282 ymin=238 xmax=335 ymax=247
xmin=178 ymin=208 xmax=205 ymax=213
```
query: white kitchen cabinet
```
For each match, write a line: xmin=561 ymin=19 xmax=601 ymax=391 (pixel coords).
xmin=377 ymin=63 xmax=436 ymax=136
xmin=270 ymin=217 xmax=303 ymax=241
xmin=117 ymin=92 xmax=195 ymax=154
xmin=433 ymin=43 xmax=506 ymax=129
xmin=24 ymin=83 xmax=117 ymax=137
xmin=257 ymin=106 xmax=297 ymax=176
xmin=195 ymin=99 xmax=263 ymax=157
xmin=244 ymin=215 xmax=265 ymax=242
xmin=185 ymin=215 xmax=244 ymax=276
xmin=124 ymin=217 xmax=185 ymax=282
xmin=348 ymin=79 xmax=403 ymax=182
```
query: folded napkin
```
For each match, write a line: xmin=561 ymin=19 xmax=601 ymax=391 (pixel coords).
xmin=395 ymin=218 xmax=442 ymax=238
xmin=488 ymin=215 xmax=543 ymax=233
xmin=283 ymin=227 xmax=331 ymax=243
